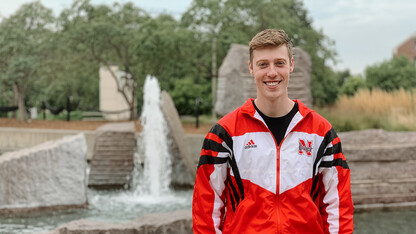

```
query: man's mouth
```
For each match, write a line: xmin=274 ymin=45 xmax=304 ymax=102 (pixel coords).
xmin=264 ymin=81 xmax=282 ymax=87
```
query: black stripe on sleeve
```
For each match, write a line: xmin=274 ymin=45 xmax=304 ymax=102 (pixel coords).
xmin=205 ymin=124 xmax=245 ymax=203
xmin=319 ymin=158 xmax=350 ymax=169
xmin=197 ymin=155 xmax=229 ymax=168
xmin=312 ymin=189 xmax=319 ymax=202
xmin=322 ymin=142 xmax=342 ymax=156
xmin=210 ymin=124 xmax=234 ymax=150
xmin=202 ymin=139 xmax=230 ymax=153
xmin=227 ymin=188 xmax=236 ymax=212
xmin=227 ymin=175 xmax=238 ymax=212
xmin=228 ymin=176 xmax=240 ymax=204
xmin=310 ymin=127 xmax=338 ymax=200
xmin=211 ymin=124 xmax=245 ymax=202
xmin=312 ymin=128 xmax=338 ymax=176
xmin=229 ymin=156 xmax=244 ymax=201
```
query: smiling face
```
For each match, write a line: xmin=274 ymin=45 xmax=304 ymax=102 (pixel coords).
xmin=249 ymin=45 xmax=294 ymax=104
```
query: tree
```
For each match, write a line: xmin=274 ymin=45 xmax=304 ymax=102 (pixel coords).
xmin=0 ymin=2 xmax=54 ymax=121
xmin=133 ymin=14 xmax=212 ymax=114
xmin=340 ymin=75 xmax=366 ymax=96
xmin=365 ymin=56 xmax=416 ymax=91
xmin=59 ymin=0 xmax=151 ymax=120
xmin=181 ymin=0 xmax=338 ymax=107
xmin=170 ymin=76 xmax=211 ymax=115
xmin=31 ymin=29 xmax=100 ymax=112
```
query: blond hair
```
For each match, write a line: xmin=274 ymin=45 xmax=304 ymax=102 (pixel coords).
xmin=249 ymin=29 xmax=293 ymax=65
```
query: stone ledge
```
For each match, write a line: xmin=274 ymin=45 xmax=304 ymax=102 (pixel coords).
xmin=40 ymin=209 xmax=192 ymax=234
xmin=0 ymin=203 xmax=88 ymax=215
xmin=354 ymin=201 xmax=416 ymax=212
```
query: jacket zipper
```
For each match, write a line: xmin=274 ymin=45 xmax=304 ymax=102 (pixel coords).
xmin=253 ymin=107 xmax=308 ymax=234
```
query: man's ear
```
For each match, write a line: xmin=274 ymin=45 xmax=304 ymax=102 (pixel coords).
xmin=249 ymin=61 xmax=254 ymax=75
xmin=290 ymin=57 xmax=294 ymax=73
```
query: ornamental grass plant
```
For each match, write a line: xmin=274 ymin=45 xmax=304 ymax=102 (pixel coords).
xmin=317 ymin=88 xmax=416 ymax=132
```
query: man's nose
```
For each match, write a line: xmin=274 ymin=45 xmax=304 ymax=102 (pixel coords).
xmin=267 ymin=65 xmax=278 ymax=77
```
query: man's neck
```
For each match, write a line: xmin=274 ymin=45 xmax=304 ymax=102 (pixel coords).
xmin=254 ymin=97 xmax=294 ymax=117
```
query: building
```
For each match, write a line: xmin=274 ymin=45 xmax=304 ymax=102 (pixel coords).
xmin=99 ymin=65 xmax=134 ymax=120
xmin=393 ymin=32 xmax=416 ymax=65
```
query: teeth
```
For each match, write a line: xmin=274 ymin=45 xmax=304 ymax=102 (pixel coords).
xmin=266 ymin=81 xmax=281 ymax=86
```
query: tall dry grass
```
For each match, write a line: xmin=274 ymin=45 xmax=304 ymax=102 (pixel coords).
xmin=316 ymin=88 xmax=416 ymax=132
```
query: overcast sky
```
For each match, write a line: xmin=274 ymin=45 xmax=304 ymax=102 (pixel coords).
xmin=0 ymin=0 xmax=415 ymax=75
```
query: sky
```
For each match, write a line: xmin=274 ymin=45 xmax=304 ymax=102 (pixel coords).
xmin=0 ymin=0 xmax=415 ymax=75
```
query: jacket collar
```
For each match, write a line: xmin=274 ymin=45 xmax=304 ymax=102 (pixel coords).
xmin=241 ymin=98 xmax=314 ymax=137
xmin=240 ymin=98 xmax=313 ymax=118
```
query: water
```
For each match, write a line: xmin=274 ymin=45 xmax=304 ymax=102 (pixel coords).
xmin=354 ymin=209 xmax=416 ymax=234
xmin=135 ymin=75 xmax=172 ymax=197
xmin=0 ymin=188 xmax=193 ymax=233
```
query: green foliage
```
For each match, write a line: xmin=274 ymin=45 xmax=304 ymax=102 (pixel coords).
xmin=169 ymin=77 xmax=212 ymax=115
xmin=0 ymin=0 xmax=341 ymax=118
xmin=340 ymin=75 xmax=366 ymax=96
xmin=365 ymin=56 xmax=416 ymax=91
xmin=310 ymin=64 xmax=340 ymax=106
xmin=58 ymin=0 xmax=152 ymax=119
xmin=0 ymin=2 xmax=55 ymax=120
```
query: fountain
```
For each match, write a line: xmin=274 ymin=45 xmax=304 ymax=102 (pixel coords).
xmin=135 ymin=75 xmax=172 ymax=197
xmin=0 ymin=76 xmax=193 ymax=233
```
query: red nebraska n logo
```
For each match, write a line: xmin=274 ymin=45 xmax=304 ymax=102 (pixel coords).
xmin=299 ymin=139 xmax=312 ymax=156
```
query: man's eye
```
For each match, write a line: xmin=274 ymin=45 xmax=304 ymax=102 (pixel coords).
xmin=259 ymin=63 xmax=267 ymax=67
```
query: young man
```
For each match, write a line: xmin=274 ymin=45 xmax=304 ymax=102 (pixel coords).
xmin=192 ymin=29 xmax=354 ymax=233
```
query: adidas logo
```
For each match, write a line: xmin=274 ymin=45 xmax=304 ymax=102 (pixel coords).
xmin=244 ymin=139 xmax=257 ymax=149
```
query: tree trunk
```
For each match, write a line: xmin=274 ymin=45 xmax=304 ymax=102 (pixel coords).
xmin=17 ymin=86 xmax=26 ymax=122
xmin=12 ymin=83 xmax=19 ymax=118
xmin=129 ymin=86 xmax=137 ymax=121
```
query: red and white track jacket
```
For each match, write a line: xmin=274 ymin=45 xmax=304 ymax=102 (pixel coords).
xmin=192 ymin=99 xmax=354 ymax=233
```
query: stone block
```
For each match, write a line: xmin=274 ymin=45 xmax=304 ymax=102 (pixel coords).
xmin=0 ymin=134 xmax=87 ymax=213
xmin=288 ymin=47 xmax=313 ymax=108
xmin=215 ymin=44 xmax=252 ymax=117
xmin=160 ymin=91 xmax=195 ymax=187
xmin=185 ymin=134 xmax=205 ymax=168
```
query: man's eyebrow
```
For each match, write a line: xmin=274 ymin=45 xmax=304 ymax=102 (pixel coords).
xmin=275 ymin=58 xmax=287 ymax=61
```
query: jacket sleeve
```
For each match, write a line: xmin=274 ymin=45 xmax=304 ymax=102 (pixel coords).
xmin=314 ymin=128 xmax=354 ymax=234
xmin=192 ymin=124 xmax=232 ymax=234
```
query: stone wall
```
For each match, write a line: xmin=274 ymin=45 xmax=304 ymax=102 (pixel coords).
xmin=0 ymin=127 xmax=95 ymax=159
xmin=339 ymin=129 xmax=416 ymax=210
xmin=0 ymin=134 xmax=88 ymax=213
